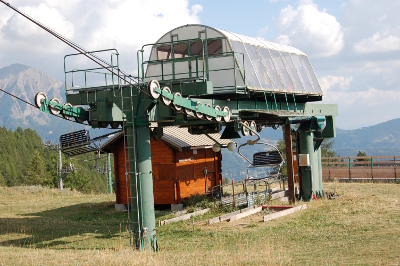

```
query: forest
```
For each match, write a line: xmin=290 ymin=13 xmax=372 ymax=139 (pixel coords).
xmin=0 ymin=127 xmax=110 ymax=193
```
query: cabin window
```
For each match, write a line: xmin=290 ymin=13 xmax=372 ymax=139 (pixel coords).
xmin=173 ymin=43 xmax=188 ymax=58
xmin=157 ymin=45 xmax=172 ymax=60
xmin=157 ymin=39 xmax=223 ymax=60
xmin=190 ymin=41 xmax=203 ymax=56
xmin=207 ymin=39 xmax=223 ymax=55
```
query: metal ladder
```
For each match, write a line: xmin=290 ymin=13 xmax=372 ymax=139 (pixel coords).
xmin=117 ymin=80 xmax=143 ymax=249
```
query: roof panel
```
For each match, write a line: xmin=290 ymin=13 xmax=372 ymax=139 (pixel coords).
xmin=162 ymin=127 xmax=232 ymax=151
xmin=152 ymin=24 xmax=322 ymax=95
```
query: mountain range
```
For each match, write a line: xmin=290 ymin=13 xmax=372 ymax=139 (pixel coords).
xmin=0 ymin=63 xmax=110 ymax=144
xmin=1 ymin=63 xmax=399 ymax=179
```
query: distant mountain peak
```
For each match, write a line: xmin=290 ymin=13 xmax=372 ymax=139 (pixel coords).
xmin=0 ymin=63 xmax=31 ymax=78
xmin=0 ymin=63 xmax=71 ymax=141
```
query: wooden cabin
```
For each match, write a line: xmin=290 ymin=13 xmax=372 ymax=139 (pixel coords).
xmin=101 ymin=126 xmax=232 ymax=208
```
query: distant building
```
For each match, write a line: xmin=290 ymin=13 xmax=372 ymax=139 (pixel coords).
xmin=101 ymin=126 xmax=231 ymax=209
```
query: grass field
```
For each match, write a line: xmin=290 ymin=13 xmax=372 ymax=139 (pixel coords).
xmin=0 ymin=183 xmax=399 ymax=265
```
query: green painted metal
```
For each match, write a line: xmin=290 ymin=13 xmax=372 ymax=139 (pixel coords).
xmin=298 ymin=130 xmax=313 ymax=201
xmin=64 ymin=49 xmax=120 ymax=91
xmin=127 ymin=123 xmax=158 ymax=250
xmin=40 ymin=98 xmax=88 ymax=120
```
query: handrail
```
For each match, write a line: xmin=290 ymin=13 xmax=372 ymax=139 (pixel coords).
xmin=139 ymin=38 xmax=247 ymax=93
xmin=64 ymin=48 xmax=121 ymax=90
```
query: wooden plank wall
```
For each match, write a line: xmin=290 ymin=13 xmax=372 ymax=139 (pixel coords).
xmin=109 ymin=138 xmax=131 ymax=204
xmin=110 ymin=137 xmax=224 ymax=205
xmin=176 ymin=148 xmax=221 ymax=199
xmin=153 ymin=180 xmax=175 ymax=204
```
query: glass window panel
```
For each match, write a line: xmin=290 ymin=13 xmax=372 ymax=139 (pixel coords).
xmin=207 ymin=39 xmax=223 ymax=55
xmin=173 ymin=43 xmax=188 ymax=58
xmin=270 ymin=50 xmax=294 ymax=92
xmin=300 ymin=55 xmax=323 ymax=93
xmin=157 ymin=45 xmax=171 ymax=60
xmin=244 ymin=44 xmax=272 ymax=90
xmin=257 ymin=47 xmax=283 ymax=90
xmin=281 ymin=52 xmax=304 ymax=92
xmin=290 ymin=54 xmax=312 ymax=92
xmin=230 ymin=41 xmax=260 ymax=88
xmin=190 ymin=41 xmax=203 ymax=56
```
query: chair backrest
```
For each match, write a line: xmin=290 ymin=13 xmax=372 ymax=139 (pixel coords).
xmin=60 ymin=130 xmax=90 ymax=149
xmin=253 ymin=150 xmax=283 ymax=166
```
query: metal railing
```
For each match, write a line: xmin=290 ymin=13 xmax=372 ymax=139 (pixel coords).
xmin=322 ymin=155 xmax=399 ymax=182
xmin=139 ymin=38 xmax=247 ymax=94
xmin=64 ymin=48 xmax=123 ymax=91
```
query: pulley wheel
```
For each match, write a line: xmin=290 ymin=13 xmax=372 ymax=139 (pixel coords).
xmin=147 ymin=80 xmax=160 ymax=99
xmin=195 ymin=102 xmax=203 ymax=119
xmin=249 ymin=121 xmax=256 ymax=136
xmin=205 ymin=104 xmax=212 ymax=121
xmin=34 ymin=92 xmax=47 ymax=108
xmin=62 ymin=103 xmax=73 ymax=120
xmin=241 ymin=121 xmax=250 ymax=136
xmin=222 ymin=106 xmax=230 ymax=122
xmin=74 ymin=107 xmax=86 ymax=124
xmin=184 ymin=107 xmax=193 ymax=116
xmin=172 ymin=92 xmax=182 ymax=112
xmin=161 ymin=86 xmax=172 ymax=106
xmin=214 ymin=105 xmax=222 ymax=122
xmin=49 ymin=98 xmax=61 ymax=115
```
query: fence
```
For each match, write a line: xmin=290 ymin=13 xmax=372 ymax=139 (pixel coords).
xmin=322 ymin=156 xmax=399 ymax=181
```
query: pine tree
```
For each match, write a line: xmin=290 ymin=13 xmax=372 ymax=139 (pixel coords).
xmin=25 ymin=150 xmax=45 ymax=185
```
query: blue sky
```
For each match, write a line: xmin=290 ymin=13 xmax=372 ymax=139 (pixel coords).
xmin=0 ymin=0 xmax=399 ymax=130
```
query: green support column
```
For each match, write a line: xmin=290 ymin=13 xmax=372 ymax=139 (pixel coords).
xmin=127 ymin=123 xmax=158 ymax=251
xmin=298 ymin=129 xmax=324 ymax=200
xmin=299 ymin=130 xmax=313 ymax=201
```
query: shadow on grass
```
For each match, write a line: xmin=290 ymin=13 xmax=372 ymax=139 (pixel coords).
xmin=0 ymin=201 xmax=130 ymax=249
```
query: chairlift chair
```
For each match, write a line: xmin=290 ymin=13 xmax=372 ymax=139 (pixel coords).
xmin=238 ymin=142 xmax=285 ymax=182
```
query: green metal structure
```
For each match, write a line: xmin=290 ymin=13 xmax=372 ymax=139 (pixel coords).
xmin=32 ymin=25 xmax=337 ymax=251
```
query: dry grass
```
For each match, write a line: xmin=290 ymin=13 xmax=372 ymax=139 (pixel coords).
xmin=0 ymin=183 xmax=399 ymax=265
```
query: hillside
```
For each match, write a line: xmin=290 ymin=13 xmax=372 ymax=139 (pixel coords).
xmin=334 ymin=118 xmax=400 ymax=156
xmin=0 ymin=126 xmax=109 ymax=192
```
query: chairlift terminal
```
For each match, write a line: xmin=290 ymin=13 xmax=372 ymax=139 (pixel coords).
xmin=31 ymin=24 xmax=336 ymax=250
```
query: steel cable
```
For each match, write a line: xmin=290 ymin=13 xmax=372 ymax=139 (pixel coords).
xmin=0 ymin=0 xmax=226 ymax=122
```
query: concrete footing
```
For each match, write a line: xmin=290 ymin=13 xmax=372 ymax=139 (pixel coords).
xmin=171 ymin=204 xmax=183 ymax=212
xmin=115 ymin=204 xmax=128 ymax=212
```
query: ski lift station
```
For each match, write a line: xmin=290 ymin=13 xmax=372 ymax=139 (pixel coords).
xmin=33 ymin=24 xmax=338 ymax=250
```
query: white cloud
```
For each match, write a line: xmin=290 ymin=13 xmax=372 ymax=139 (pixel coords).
xmin=320 ymin=75 xmax=353 ymax=92
xmin=323 ymin=86 xmax=400 ymax=129
xmin=353 ymin=32 xmax=400 ymax=53
xmin=0 ymin=3 xmax=75 ymax=54
xmin=274 ymin=1 xmax=344 ymax=57
xmin=257 ymin=25 xmax=269 ymax=37
xmin=0 ymin=0 xmax=202 ymax=80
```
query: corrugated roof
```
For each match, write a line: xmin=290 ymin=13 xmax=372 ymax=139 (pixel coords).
xmin=161 ymin=127 xmax=232 ymax=151
xmin=100 ymin=126 xmax=232 ymax=152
